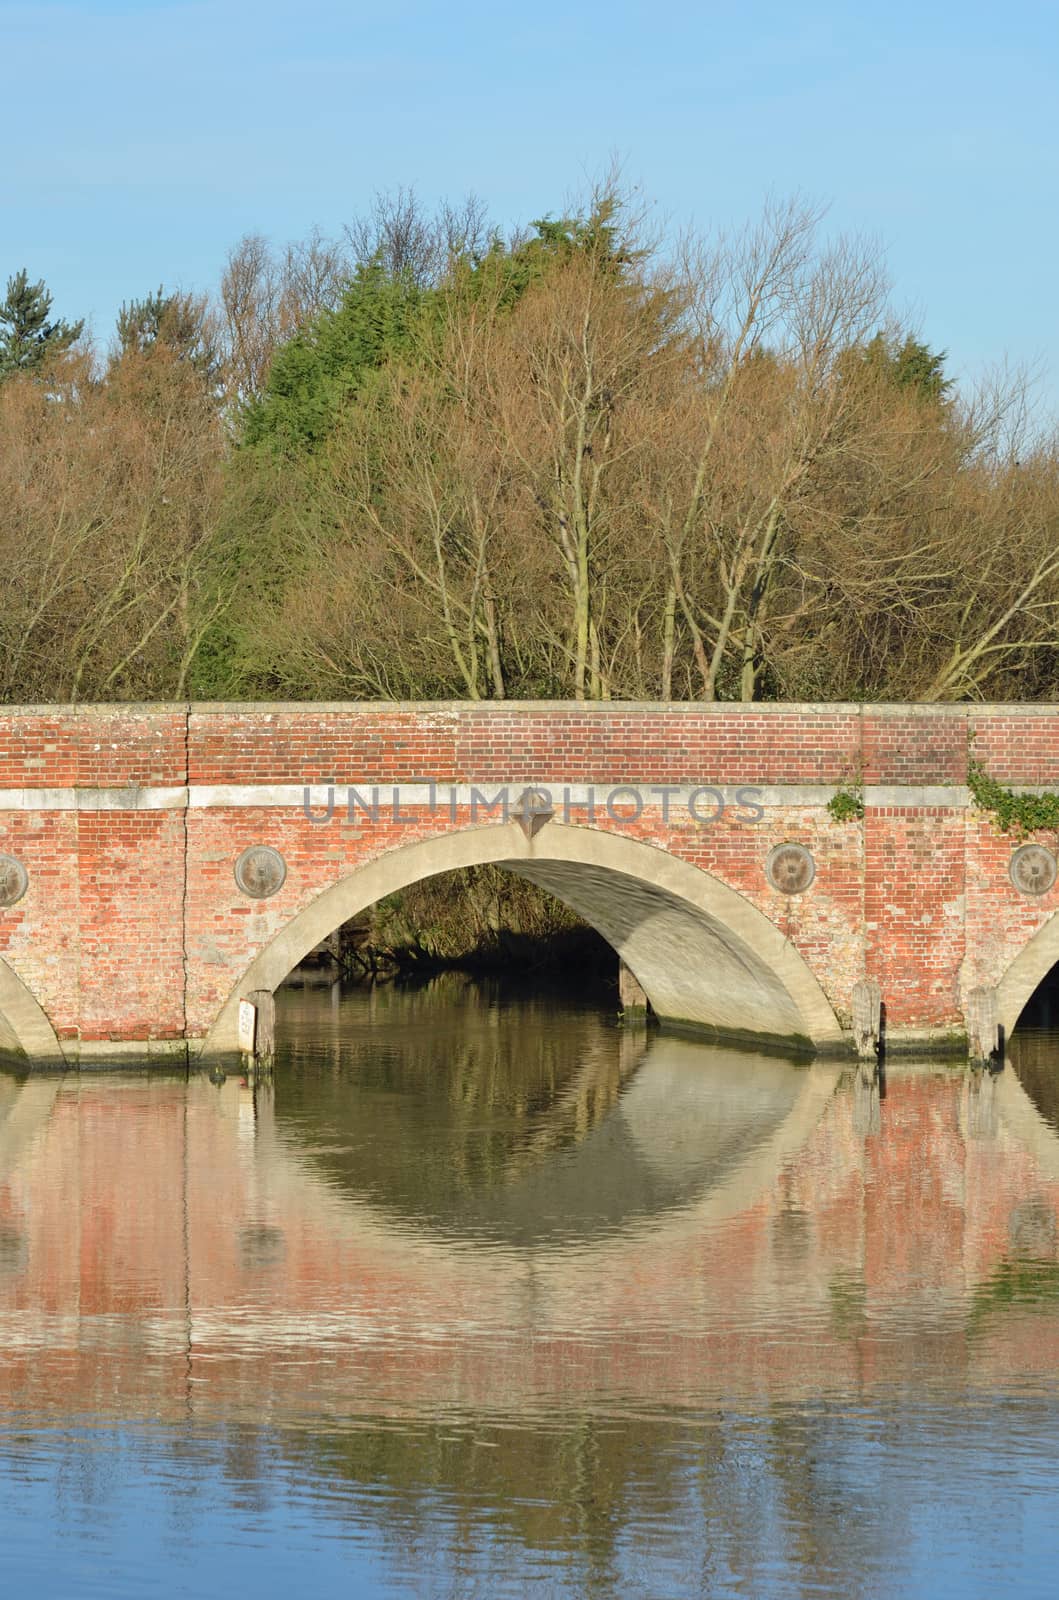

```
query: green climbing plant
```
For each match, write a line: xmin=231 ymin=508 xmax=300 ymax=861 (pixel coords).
xmin=827 ymin=777 xmax=865 ymax=823
xmin=967 ymin=758 xmax=1059 ymax=835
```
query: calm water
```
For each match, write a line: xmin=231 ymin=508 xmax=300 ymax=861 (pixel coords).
xmin=5 ymin=976 xmax=1059 ymax=1595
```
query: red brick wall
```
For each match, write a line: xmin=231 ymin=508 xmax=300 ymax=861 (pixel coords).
xmin=186 ymin=703 xmax=864 ymax=785
xmin=0 ymin=705 xmax=187 ymax=788
xmin=1 ymin=702 xmax=1059 ymax=1051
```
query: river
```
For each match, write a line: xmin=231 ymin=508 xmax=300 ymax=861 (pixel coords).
xmin=3 ymin=972 xmax=1059 ymax=1596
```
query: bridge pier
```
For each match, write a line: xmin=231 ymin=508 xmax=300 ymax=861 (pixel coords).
xmin=618 ymin=961 xmax=649 ymax=1019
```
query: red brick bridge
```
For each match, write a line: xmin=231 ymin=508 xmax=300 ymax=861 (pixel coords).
xmin=1 ymin=701 xmax=1058 ymax=1063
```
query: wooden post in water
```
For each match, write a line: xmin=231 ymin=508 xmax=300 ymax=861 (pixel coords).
xmin=851 ymin=979 xmax=882 ymax=1060
xmin=246 ymin=989 xmax=276 ymax=1066
xmin=966 ymin=987 xmax=1000 ymax=1065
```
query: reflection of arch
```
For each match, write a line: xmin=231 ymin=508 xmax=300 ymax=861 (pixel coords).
xmin=0 ymin=956 xmax=63 ymax=1061
xmin=996 ymin=912 xmax=1059 ymax=1039
xmin=0 ymin=1076 xmax=61 ymax=1168
xmin=991 ymin=1066 xmax=1059 ymax=1182
xmin=0 ymin=1020 xmax=848 ymax=1429
xmin=604 ymin=1050 xmax=843 ymax=1249
xmin=203 ymin=822 xmax=843 ymax=1055
xmin=217 ymin=1040 xmax=844 ymax=1267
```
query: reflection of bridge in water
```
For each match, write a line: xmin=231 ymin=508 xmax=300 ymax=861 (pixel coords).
xmin=5 ymin=1022 xmax=1059 ymax=1429
xmin=273 ymin=975 xmax=838 ymax=1248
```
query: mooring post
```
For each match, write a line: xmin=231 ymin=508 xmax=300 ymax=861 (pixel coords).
xmin=966 ymin=986 xmax=1000 ymax=1066
xmin=239 ymin=989 xmax=276 ymax=1065
xmin=851 ymin=979 xmax=882 ymax=1060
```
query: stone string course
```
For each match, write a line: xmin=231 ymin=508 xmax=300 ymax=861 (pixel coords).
xmin=0 ymin=702 xmax=1057 ymax=1057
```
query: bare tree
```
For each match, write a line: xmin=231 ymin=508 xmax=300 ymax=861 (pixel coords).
xmin=219 ymin=227 xmax=350 ymax=405
xmin=345 ymin=186 xmax=490 ymax=286
xmin=0 ymin=348 xmax=226 ymax=702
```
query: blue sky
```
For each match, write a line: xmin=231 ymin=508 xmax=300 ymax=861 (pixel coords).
xmin=3 ymin=0 xmax=1057 ymax=412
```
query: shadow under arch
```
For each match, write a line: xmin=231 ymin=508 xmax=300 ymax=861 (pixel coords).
xmin=203 ymin=821 xmax=844 ymax=1056
xmin=995 ymin=911 xmax=1059 ymax=1041
xmin=0 ymin=956 xmax=63 ymax=1062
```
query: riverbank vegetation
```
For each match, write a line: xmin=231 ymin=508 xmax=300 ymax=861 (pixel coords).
xmin=4 ymin=183 xmax=1059 ymax=707
xmin=312 ymin=867 xmax=611 ymax=983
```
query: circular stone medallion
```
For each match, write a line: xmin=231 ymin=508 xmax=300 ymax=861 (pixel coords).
xmin=765 ymin=842 xmax=816 ymax=895
xmin=0 ymin=853 xmax=28 ymax=907
xmin=234 ymin=845 xmax=287 ymax=900
xmin=1010 ymin=843 xmax=1057 ymax=897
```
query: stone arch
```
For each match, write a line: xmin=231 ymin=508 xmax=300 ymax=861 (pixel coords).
xmin=0 ymin=956 xmax=64 ymax=1062
xmin=996 ymin=912 xmax=1059 ymax=1039
xmin=203 ymin=821 xmax=844 ymax=1057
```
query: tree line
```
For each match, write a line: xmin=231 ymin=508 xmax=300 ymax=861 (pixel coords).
xmin=3 ymin=186 xmax=1057 ymax=706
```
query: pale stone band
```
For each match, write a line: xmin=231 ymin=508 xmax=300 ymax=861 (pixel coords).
xmin=0 ymin=783 xmax=979 ymax=812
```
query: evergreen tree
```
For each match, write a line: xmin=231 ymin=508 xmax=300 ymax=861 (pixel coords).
xmin=0 ymin=269 xmax=84 ymax=379
xmin=240 ymin=262 xmax=425 ymax=454
xmin=239 ymin=201 xmax=631 ymax=457
xmin=115 ymin=286 xmax=220 ymax=379
xmin=862 ymin=331 xmax=951 ymax=402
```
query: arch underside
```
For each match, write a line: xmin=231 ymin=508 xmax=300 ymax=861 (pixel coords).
xmin=204 ymin=822 xmax=844 ymax=1057
xmin=507 ymin=860 xmax=810 ymax=1045
xmin=997 ymin=911 xmax=1059 ymax=1039
xmin=0 ymin=956 xmax=64 ymax=1062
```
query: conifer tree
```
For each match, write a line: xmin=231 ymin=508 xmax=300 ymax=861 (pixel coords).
xmin=0 ymin=270 xmax=83 ymax=379
xmin=861 ymin=330 xmax=951 ymax=402
xmin=115 ymin=286 xmax=220 ymax=379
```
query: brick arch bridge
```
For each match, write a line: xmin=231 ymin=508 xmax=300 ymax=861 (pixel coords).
xmin=1 ymin=700 xmax=1058 ymax=1064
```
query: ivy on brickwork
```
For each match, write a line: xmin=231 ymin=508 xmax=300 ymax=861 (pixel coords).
xmin=967 ymin=758 xmax=1059 ymax=835
xmin=827 ymin=778 xmax=865 ymax=823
